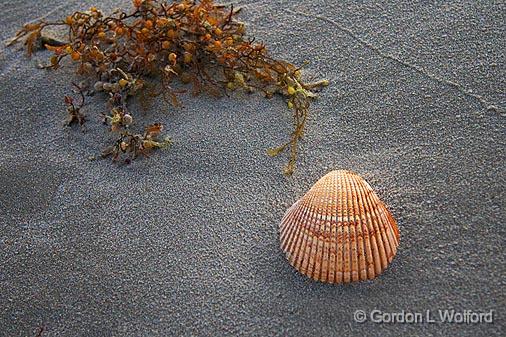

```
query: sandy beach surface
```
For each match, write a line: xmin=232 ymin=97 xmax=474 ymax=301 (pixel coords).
xmin=0 ymin=0 xmax=505 ymax=336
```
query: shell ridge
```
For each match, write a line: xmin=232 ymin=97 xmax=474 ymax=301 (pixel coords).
xmin=342 ymin=172 xmax=350 ymax=283
xmin=346 ymin=172 xmax=357 ymax=282
xmin=377 ymin=206 xmax=398 ymax=262
xmin=365 ymin=185 xmax=396 ymax=268
xmin=280 ymin=200 xmax=304 ymax=253
xmin=321 ymin=215 xmax=331 ymax=282
xmin=292 ymin=190 xmax=320 ymax=274
xmin=311 ymin=209 xmax=326 ymax=280
xmin=327 ymin=173 xmax=338 ymax=283
xmin=343 ymin=172 xmax=351 ymax=283
xmin=350 ymin=174 xmax=374 ymax=279
xmin=322 ymin=174 xmax=338 ymax=282
xmin=279 ymin=200 xmax=299 ymax=248
xmin=285 ymin=195 xmax=312 ymax=269
xmin=391 ymin=212 xmax=400 ymax=241
xmin=357 ymin=178 xmax=389 ymax=272
xmin=335 ymin=172 xmax=344 ymax=283
xmin=349 ymin=174 xmax=368 ymax=280
xmin=285 ymin=190 xmax=319 ymax=264
xmin=386 ymin=206 xmax=400 ymax=258
xmin=321 ymin=175 xmax=336 ymax=282
xmin=385 ymin=206 xmax=400 ymax=242
xmin=366 ymin=190 xmax=397 ymax=262
xmin=312 ymin=191 xmax=326 ymax=281
xmin=311 ymin=184 xmax=330 ymax=280
xmin=354 ymin=175 xmax=380 ymax=278
xmin=346 ymin=172 xmax=360 ymax=282
xmin=280 ymin=199 xmax=307 ymax=253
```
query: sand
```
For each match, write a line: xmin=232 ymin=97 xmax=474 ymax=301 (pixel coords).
xmin=0 ymin=0 xmax=505 ymax=336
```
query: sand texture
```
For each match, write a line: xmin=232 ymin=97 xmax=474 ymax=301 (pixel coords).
xmin=0 ymin=0 xmax=505 ymax=336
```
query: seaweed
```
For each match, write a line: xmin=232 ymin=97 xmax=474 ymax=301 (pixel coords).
xmin=8 ymin=0 xmax=328 ymax=174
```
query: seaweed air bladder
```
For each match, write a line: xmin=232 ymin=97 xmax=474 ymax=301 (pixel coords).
xmin=8 ymin=0 xmax=329 ymax=174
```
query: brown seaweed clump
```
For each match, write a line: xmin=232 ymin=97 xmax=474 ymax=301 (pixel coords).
xmin=8 ymin=0 xmax=328 ymax=174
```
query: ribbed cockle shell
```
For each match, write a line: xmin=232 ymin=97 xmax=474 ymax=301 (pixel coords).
xmin=280 ymin=170 xmax=400 ymax=283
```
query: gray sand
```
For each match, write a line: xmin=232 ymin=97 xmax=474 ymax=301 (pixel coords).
xmin=0 ymin=0 xmax=505 ymax=336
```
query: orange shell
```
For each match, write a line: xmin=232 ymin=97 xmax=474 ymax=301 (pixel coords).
xmin=280 ymin=170 xmax=400 ymax=283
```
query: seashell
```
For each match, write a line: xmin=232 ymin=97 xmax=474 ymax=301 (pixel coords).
xmin=280 ymin=170 xmax=400 ymax=284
